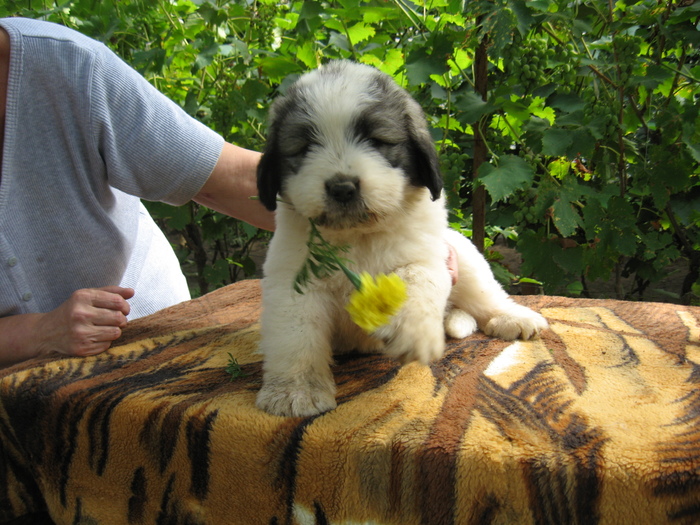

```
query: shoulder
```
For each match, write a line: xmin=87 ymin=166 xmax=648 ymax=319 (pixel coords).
xmin=0 ymin=17 xmax=105 ymax=51
xmin=0 ymin=17 xmax=116 ymax=74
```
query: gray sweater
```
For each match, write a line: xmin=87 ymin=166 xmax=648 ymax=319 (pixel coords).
xmin=0 ymin=18 xmax=224 ymax=319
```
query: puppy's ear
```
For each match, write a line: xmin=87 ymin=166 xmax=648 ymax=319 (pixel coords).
xmin=409 ymin=133 xmax=443 ymax=201
xmin=258 ymin=95 xmax=293 ymax=211
xmin=256 ymin=139 xmax=283 ymax=211
xmin=405 ymin=98 xmax=443 ymax=201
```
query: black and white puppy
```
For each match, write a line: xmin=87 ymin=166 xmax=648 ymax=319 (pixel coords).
xmin=256 ymin=60 xmax=548 ymax=417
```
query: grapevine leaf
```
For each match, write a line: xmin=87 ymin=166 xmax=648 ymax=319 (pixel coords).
xmin=509 ymin=0 xmax=536 ymax=36
xmin=346 ymin=22 xmax=375 ymax=44
xmin=683 ymin=138 xmax=700 ymax=164
xmin=202 ymin=259 xmax=230 ymax=287
xmin=362 ymin=6 xmax=401 ymax=23
xmin=551 ymin=199 xmax=582 ymax=238
xmin=480 ymin=7 xmax=516 ymax=55
xmin=477 ymin=155 xmax=535 ymax=203
xmin=549 ymin=93 xmax=586 ymax=113
xmin=258 ymin=56 xmax=302 ymax=83
xmin=522 ymin=116 xmax=550 ymax=134
xmin=542 ymin=128 xmax=574 ymax=157
xmin=527 ymin=0 xmax=552 ymax=12
xmin=566 ymin=128 xmax=596 ymax=158
xmin=144 ymin=202 xmax=191 ymax=230
xmin=517 ymin=230 xmax=569 ymax=292
xmin=296 ymin=40 xmax=317 ymax=69
xmin=405 ymin=48 xmax=444 ymax=85
xmin=454 ymin=92 xmax=496 ymax=124
xmin=548 ymin=158 xmax=570 ymax=180
xmin=637 ymin=64 xmax=674 ymax=89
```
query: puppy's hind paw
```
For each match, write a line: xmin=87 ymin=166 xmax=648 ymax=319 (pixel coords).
xmin=484 ymin=307 xmax=548 ymax=341
xmin=256 ymin=375 xmax=337 ymax=417
xmin=444 ymin=308 xmax=478 ymax=339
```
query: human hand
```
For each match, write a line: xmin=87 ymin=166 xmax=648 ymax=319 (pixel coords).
xmin=447 ymin=243 xmax=458 ymax=286
xmin=36 ymin=286 xmax=135 ymax=357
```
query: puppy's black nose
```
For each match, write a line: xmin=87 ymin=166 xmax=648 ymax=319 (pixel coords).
xmin=326 ymin=176 xmax=360 ymax=204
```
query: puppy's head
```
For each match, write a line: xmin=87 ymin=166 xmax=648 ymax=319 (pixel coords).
xmin=257 ymin=60 xmax=442 ymax=229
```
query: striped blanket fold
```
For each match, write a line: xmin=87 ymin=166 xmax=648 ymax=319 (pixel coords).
xmin=1 ymin=279 xmax=699 ymax=525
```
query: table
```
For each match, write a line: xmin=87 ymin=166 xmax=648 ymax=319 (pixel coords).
xmin=1 ymin=280 xmax=699 ymax=524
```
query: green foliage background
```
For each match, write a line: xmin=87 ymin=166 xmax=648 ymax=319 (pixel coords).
xmin=4 ymin=0 xmax=699 ymax=302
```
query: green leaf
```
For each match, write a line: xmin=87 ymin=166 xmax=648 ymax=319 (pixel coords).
xmin=548 ymin=158 xmax=570 ymax=180
xmin=241 ymin=79 xmax=269 ymax=104
xmin=551 ymin=199 xmax=581 ymax=237
xmin=363 ymin=6 xmax=401 ymax=24
xmin=454 ymin=91 xmax=496 ymax=124
xmin=328 ymin=32 xmax=352 ymax=53
xmin=509 ymin=0 xmax=536 ymax=36
xmin=299 ymin=1 xmax=324 ymax=19
xmin=527 ymin=0 xmax=552 ymax=12
xmin=566 ymin=281 xmax=584 ymax=296
xmin=501 ymin=98 xmax=531 ymax=124
xmin=257 ymin=56 xmax=303 ymax=82
xmin=490 ymin=261 xmax=517 ymax=287
xmin=203 ymin=259 xmax=231 ymax=287
xmin=636 ymin=64 xmax=673 ymax=90
xmin=193 ymin=41 xmax=220 ymax=72
xmin=529 ymin=101 xmax=555 ymax=125
xmin=225 ymin=353 xmax=248 ymax=380
xmin=480 ymin=7 xmax=516 ymax=55
xmin=566 ymin=128 xmax=597 ymax=158
xmin=517 ymin=230 xmax=570 ymax=292
xmin=542 ymin=128 xmax=574 ymax=157
xmin=549 ymin=93 xmax=586 ymax=113
xmin=477 ymin=155 xmax=535 ymax=202
xmin=241 ymin=222 xmax=259 ymax=239
xmin=346 ymin=22 xmax=375 ymax=44
xmin=144 ymin=202 xmax=191 ymax=230
xmin=522 ymin=116 xmax=551 ymax=134
xmin=405 ymin=48 xmax=444 ymax=85
xmin=683 ymin=135 xmax=700 ymax=163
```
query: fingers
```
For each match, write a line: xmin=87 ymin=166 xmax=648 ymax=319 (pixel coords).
xmin=48 ymin=287 xmax=136 ymax=358
xmin=91 ymin=286 xmax=134 ymax=316
xmin=99 ymin=286 xmax=136 ymax=300
xmin=446 ymin=243 xmax=459 ymax=286
xmin=70 ymin=326 xmax=123 ymax=356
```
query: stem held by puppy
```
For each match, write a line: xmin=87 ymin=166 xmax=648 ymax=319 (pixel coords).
xmin=294 ymin=218 xmax=407 ymax=333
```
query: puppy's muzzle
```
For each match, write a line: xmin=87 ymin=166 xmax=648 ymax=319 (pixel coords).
xmin=317 ymin=175 xmax=373 ymax=229
xmin=326 ymin=175 xmax=360 ymax=204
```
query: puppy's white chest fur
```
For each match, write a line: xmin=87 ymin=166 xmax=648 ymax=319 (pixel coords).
xmin=254 ymin=60 xmax=548 ymax=417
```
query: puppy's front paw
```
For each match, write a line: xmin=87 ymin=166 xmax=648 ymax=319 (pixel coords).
xmin=484 ymin=307 xmax=548 ymax=341
xmin=376 ymin=310 xmax=446 ymax=365
xmin=256 ymin=374 xmax=337 ymax=417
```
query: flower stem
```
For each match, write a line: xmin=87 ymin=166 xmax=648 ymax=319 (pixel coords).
xmin=309 ymin=220 xmax=362 ymax=289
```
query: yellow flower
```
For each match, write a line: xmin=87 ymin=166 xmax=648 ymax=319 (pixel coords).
xmin=345 ymin=272 xmax=407 ymax=334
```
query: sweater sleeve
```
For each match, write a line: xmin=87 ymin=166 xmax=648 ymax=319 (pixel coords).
xmin=88 ymin=43 xmax=224 ymax=206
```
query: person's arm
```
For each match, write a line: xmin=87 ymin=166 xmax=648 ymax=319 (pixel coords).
xmin=194 ymin=143 xmax=275 ymax=231
xmin=0 ymin=286 xmax=134 ymax=368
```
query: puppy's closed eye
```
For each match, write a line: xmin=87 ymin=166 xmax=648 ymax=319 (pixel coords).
xmin=368 ymin=137 xmax=399 ymax=148
xmin=281 ymin=123 xmax=320 ymax=157
xmin=288 ymin=142 xmax=313 ymax=158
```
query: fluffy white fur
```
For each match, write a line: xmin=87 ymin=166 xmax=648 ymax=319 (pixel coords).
xmin=255 ymin=61 xmax=548 ymax=417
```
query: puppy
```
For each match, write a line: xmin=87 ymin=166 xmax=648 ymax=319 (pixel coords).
xmin=256 ymin=60 xmax=548 ymax=417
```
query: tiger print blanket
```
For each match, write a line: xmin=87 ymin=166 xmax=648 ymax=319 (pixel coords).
xmin=1 ymin=279 xmax=700 ymax=525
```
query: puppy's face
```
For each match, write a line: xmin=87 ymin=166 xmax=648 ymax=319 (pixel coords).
xmin=257 ymin=61 xmax=442 ymax=230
